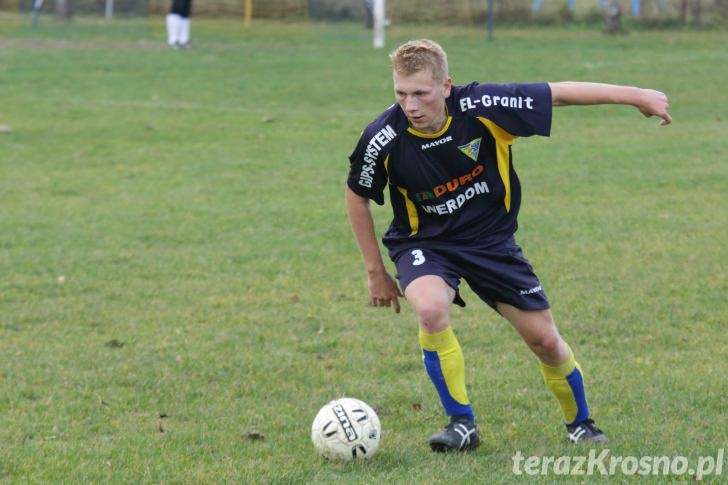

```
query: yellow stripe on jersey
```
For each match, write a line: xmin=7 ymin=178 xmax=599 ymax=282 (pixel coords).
xmin=396 ymin=186 xmax=419 ymax=236
xmin=384 ymin=155 xmax=419 ymax=236
xmin=477 ymin=117 xmax=517 ymax=212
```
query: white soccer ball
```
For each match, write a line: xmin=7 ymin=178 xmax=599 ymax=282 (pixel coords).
xmin=311 ymin=397 xmax=381 ymax=461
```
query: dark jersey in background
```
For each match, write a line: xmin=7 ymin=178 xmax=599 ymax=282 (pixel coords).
xmin=170 ymin=0 xmax=192 ymax=17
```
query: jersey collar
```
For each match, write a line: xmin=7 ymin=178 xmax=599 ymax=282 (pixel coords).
xmin=407 ymin=116 xmax=452 ymax=139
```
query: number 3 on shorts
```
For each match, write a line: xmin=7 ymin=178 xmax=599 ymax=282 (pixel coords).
xmin=411 ymin=249 xmax=425 ymax=266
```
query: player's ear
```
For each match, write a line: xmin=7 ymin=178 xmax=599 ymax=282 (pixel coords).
xmin=443 ymin=77 xmax=452 ymax=98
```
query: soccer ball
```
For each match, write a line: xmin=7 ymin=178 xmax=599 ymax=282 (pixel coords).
xmin=311 ymin=397 xmax=381 ymax=461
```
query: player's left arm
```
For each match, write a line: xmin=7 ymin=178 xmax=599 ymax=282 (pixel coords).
xmin=549 ymin=82 xmax=672 ymax=126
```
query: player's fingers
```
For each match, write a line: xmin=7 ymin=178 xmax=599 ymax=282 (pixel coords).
xmin=660 ymin=112 xmax=672 ymax=125
xmin=393 ymin=297 xmax=401 ymax=314
xmin=373 ymin=297 xmax=388 ymax=307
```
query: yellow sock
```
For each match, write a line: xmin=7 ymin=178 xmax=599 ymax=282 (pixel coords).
xmin=539 ymin=345 xmax=590 ymax=426
xmin=420 ymin=327 xmax=474 ymax=420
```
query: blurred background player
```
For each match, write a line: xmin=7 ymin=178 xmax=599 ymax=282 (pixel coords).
xmin=166 ymin=0 xmax=192 ymax=48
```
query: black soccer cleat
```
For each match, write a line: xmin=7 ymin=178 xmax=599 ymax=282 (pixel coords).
xmin=429 ymin=416 xmax=481 ymax=452
xmin=566 ymin=418 xmax=608 ymax=444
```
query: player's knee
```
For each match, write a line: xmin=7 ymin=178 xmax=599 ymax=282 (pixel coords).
xmin=415 ymin=302 xmax=449 ymax=333
xmin=528 ymin=333 xmax=563 ymax=360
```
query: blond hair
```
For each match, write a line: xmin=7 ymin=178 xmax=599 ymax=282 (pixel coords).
xmin=389 ymin=39 xmax=449 ymax=82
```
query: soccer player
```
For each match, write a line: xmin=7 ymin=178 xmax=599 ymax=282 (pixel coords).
xmin=166 ymin=0 xmax=193 ymax=48
xmin=346 ymin=39 xmax=671 ymax=452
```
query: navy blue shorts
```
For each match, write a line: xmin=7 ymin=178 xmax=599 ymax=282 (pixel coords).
xmin=390 ymin=237 xmax=550 ymax=311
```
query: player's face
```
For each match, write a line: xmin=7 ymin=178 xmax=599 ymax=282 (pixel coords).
xmin=393 ymin=69 xmax=452 ymax=134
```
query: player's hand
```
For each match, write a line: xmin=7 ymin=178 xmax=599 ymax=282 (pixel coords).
xmin=637 ymin=88 xmax=672 ymax=126
xmin=367 ymin=270 xmax=404 ymax=313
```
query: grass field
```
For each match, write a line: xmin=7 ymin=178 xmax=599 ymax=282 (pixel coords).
xmin=1 ymin=13 xmax=727 ymax=483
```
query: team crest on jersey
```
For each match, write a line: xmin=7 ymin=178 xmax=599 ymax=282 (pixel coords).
xmin=458 ymin=138 xmax=481 ymax=162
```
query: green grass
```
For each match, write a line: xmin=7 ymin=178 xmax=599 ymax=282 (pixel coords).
xmin=1 ymin=14 xmax=727 ymax=483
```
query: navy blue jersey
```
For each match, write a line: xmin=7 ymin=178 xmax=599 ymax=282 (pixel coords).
xmin=347 ymin=82 xmax=552 ymax=250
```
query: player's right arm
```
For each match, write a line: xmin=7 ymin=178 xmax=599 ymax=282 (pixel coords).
xmin=346 ymin=109 xmax=405 ymax=313
xmin=346 ymin=187 xmax=402 ymax=313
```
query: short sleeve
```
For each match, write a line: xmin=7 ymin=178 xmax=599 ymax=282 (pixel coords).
xmin=347 ymin=125 xmax=395 ymax=206
xmin=449 ymin=82 xmax=552 ymax=138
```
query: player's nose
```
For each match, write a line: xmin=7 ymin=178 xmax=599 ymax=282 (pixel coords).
xmin=404 ymin=96 xmax=419 ymax=112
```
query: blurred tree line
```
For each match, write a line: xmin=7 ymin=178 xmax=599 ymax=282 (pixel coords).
xmin=2 ymin=0 xmax=726 ymax=26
